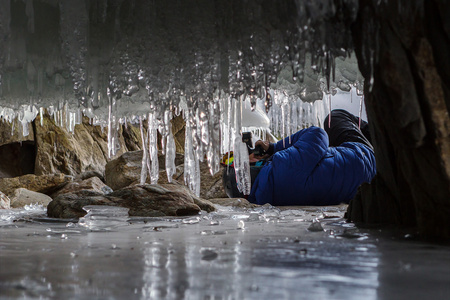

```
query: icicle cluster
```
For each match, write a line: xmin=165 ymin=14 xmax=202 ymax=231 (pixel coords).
xmin=0 ymin=0 xmax=370 ymax=195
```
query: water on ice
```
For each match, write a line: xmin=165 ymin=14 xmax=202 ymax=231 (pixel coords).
xmin=1 ymin=204 xmax=449 ymax=299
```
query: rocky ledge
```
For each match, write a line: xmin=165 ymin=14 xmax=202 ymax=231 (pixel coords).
xmin=48 ymin=183 xmax=208 ymax=219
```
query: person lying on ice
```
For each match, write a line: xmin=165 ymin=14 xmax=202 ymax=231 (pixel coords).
xmin=222 ymin=109 xmax=376 ymax=206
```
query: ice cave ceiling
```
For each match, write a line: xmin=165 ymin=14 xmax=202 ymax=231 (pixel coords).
xmin=0 ymin=0 xmax=363 ymax=119
xmin=0 ymin=0 xmax=366 ymax=193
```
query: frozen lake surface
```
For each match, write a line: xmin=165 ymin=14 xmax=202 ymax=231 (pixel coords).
xmin=1 ymin=204 xmax=450 ymax=300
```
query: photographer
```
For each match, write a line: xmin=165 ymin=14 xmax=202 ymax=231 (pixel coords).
xmin=223 ymin=109 xmax=376 ymax=206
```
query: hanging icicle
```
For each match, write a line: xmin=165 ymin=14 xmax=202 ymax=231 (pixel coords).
xmin=184 ymin=106 xmax=201 ymax=196
xmin=233 ymin=96 xmax=251 ymax=195
xmin=139 ymin=116 xmax=149 ymax=185
xmin=164 ymin=110 xmax=176 ymax=183
xmin=148 ymin=112 xmax=159 ymax=184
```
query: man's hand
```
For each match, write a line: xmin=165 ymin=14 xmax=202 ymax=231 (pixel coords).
xmin=255 ymin=140 xmax=270 ymax=152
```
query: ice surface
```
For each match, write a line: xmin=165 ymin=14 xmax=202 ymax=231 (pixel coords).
xmin=0 ymin=0 xmax=367 ymax=194
xmin=1 ymin=205 xmax=450 ymax=299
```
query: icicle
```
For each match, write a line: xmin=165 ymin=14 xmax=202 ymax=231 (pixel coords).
xmin=207 ymin=98 xmax=220 ymax=176
xmin=219 ymin=96 xmax=228 ymax=155
xmin=107 ymin=96 xmax=113 ymax=157
xmin=68 ymin=112 xmax=73 ymax=132
xmin=226 ymin=96 xmax=234 ymax=155
xmin=233 ymin=97 xmax=251 ymax=195
xmin=199 ymin=104 xmax=209 ymax=162
xmin=21 ymin=120 xmax=29 ymax=137
xmin=75 ymin=108 xmax=82 ymax=125
xmin=359 ymin=95 xmax=364 ymax=128
xmin=286 ymin=101 xmax=291 ymax=143
xmin=281 ymin=103 xmax=286 ymax=147
xmin=164 ymin=111 xmax=176 ymax=183
xmin=165 ymin=130 xmax=176 ymax=183
xmin=368 ymin=49 xmax=375 ymax=93
xmin=106 ymin=93 xmax=120 ymax=157
xmin=184 ymin=109 xmax=200 ymax=196
xmin=139 ymin=116 xmax=149 ymax=185
xmin=39 ymin=107 xmax=44 ymax=127
xmin=53 ymin=108 xmax=58 ymax=124
xmin=148 ymin=112 xmax=159 ymax=184
xmin=11 ymin=119 xmax=15 ymax=136
xmin=328 ymin=94 xmax=332 ymax=128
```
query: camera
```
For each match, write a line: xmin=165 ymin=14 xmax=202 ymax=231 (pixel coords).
xmin=242 ymin=132 xmax=266 ymax=156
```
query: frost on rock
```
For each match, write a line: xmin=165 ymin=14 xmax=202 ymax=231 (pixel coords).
xmin=0 ymin=0 xmax=366 ymax=194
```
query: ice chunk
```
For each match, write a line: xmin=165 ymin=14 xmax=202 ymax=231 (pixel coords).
xmin=308 ymin=219 xmax=324 ymax=232
xmin=78 ymin=205 xmax=129 ymax=232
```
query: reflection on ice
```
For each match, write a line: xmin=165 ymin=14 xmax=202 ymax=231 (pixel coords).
xmin=1 ymin=205 xmax=450 ymax=299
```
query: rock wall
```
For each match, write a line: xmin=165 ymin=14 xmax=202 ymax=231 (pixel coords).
xmin=0 ymin=111 xmax=145 ymax=179
xmin=348 ymin=0 xmax=450 ymax=239
xmin=33 ymin=112 xmax=140 ymax=176
xmin=0 ymin=110 xmax=189 ymax=180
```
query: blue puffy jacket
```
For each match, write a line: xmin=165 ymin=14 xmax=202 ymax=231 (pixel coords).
xmin=247 ymin=126 xmax=376 ymax=206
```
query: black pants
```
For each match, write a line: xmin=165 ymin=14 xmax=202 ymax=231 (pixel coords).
xmin=323 ymin=109 xmax=372 ymax=150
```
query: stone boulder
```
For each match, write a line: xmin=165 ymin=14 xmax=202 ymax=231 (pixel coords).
xmin=10 ymin=188 xmax=53 ymax=208
xmin=74 ymin=170 xmax=105 ymax=182
xmin=47 ymin=190 xmax=117 ymax=219
xmin=166 ymin=164 xmax=227 ymax=200
xmin=104 ymin=150 xmax=146 ymax=190
xmin=110 ymin=184 xmax=201 ymax=216
xmin=208 ymin=198 xmax=257 ymax=209
xmin=105 ymin=150 xmax=184 ymax=190
xmin=198 ymin=165 xmax=228 ymax=199
xmin=47 ymin=184 xmax=202 ymax=219
xmin=50 ymin=176 xmax=113 ymax=199
xmin=105 ymin=150 xmax=227 ymax=199
xmin=0 ymin=191 xmax=10 ymax=209
xmin=0 ymin=173 xmax=73 ymax=197
xmin=162 ymin=183 xmax=216 ymax=212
